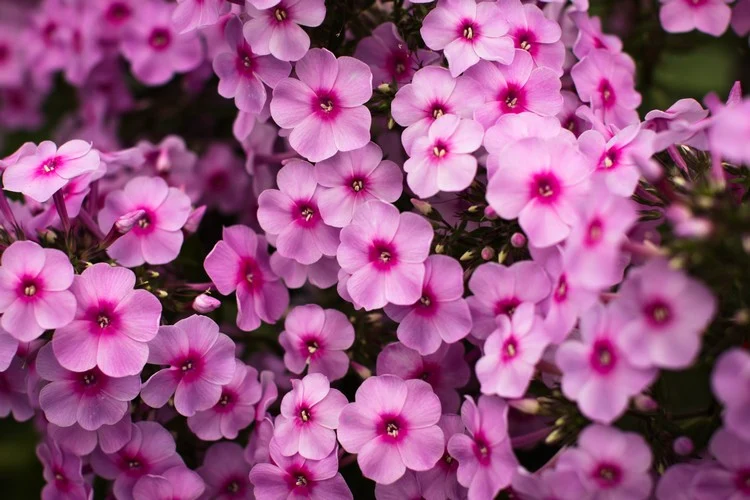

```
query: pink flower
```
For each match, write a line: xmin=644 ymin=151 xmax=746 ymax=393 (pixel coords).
xmin=354 ymin=22 xmax=437 ymax=87
xmin=578 ymin=124 xmax=656 ymax=197
xmin=614 ymin=258 xmax=716 ymax=370
xmin=391 ymin=66 xmax=484 ymax=154
xmin=0 ymin=241 xmax=75 ymax=341
xmin=375 ymin=470 xmax=432 ymax=499
xmin=279 ymin=304 xmax=354 ymax=382
xmin=91 ymin=421 xmax=184 ymax=500
xmin=475 ymin=303 xmax=550 ymax=399
xmin=337 ymin=200 xmax=433 ymax=310
xmin=660 ymin=0 xmax=732 ymax=37
xmin=173 ymin=0 xmax=227 ymax=34
xmin=249 ymin=440 xmax=352 ymax=499
xmin=274 ymin=373 xmax=348 ymax=460
xmin=421 ymin=0 xmax=514 ymax=77
xmin=562 ymin=185 xmax=637 ymax=290
xmin=570 ymin=11 xmax=623 ymax=59
xmin=0 ymin=358 xmax=34 ymax=422
xmin=141 ymin=315 xmax=236 ymax=417
xmin=270 ymin=48 xmax=373 ymax=162
xmin=2 ymin=139 xmax=100 ymax=203
xmin=417 ymin=414 xmax=468 ymax=500
xmin=466 ymin=51 xmax=563 ymax=128
xmin=314 ymin=142 xmax=403 ymax=228
xmin=197 ymin=442 xmax=253 ymax=500
xmin=187 ymin=362 xmax=262 ymax=440
xmin=133 ymin=466 xmax=205 ymax=500
xmin=51 ymin=263 xmax=162 ymax=377
xmin=270 ymin=254 xmax=340 ymax=289
xmin=644 ymin=98 xmax=709 ymax=151
xmin=404 ymin=114 xmax=484 ymax=198
xmin=37 ymin=344 xmax=140 ymax=431
xmin=184 ymin=143 xmax=250 ymax=214
xmin=37 ymin=439 xmax=89 ymax=500
xmin=709 ymin=98 xmax=750 ymax=166
xmin=213 ymin=17 xmax=291 ymax=114
xmin=555 ymin=303 xmax=657 ymax=423
xmin=511 ymin=467 xmax=586 ymax=500
xmin=98 ymin=176 xmax=192 ymax=267
xmin=120 ymin=0 xmax=203 ymax=86
xmin=486 ymin=137 xmax=592 ymax=248
xmin=712 ymin=348 xmax=750 ymax=442
xmin=447 ymin=396 xmax=517 ymax=500
xmin=376 ymin=342 xmax=470 ymax=412
xmin=499 ymin=0 xmax=565 ymax=74
xmin=384 ymin=255 xmax=472 ymax=355
xmin=257 ymin=160 xmax=340 ymax=265
xmin=693 ymin=428 xmax=750 ymax=500
xmin=0 ymin=328 xmax=18 ymax=372
xmin=556 ymin=424 xmax=653 ymax=499
xmin=571 ymin=49 xmax=641 ymax=128
xmin=338 ymin=375 xmax=444 ymax=484
xmin=466 ymin=261 xmax=551 ymax=339
xmin=204 ymin=225 xmax=289 ymax=331
xmin=244 ymin=0 xmax=326 ymax=62
xmin=47 ymin=415 xmax=132 ymax=457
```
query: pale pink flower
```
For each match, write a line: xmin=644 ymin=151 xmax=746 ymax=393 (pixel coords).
xmin=173 ymin=0 xmax=227 ymax=34
xmin=243 ymin=0 xmax=326 ymax=62
xmin=132 ymin=466 xmax=205 ymax=500
xmin=499 ymin=0 xmax=565 ymax=74
xmin=712 ymin=348 xmax=750 ymax=442
xmin=660 ymin=0 xmax=732 ymax=37
xmin=197 ymin=442 xmax=253 ymax=500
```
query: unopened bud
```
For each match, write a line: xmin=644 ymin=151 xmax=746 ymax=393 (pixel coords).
xmin=497 ymin=248 xmax=508 ymax=264
xmin=633 ymin=394 xmax=658 ymax=412
xmin=460 ymin=250 xmax=474 ymax=262
xmin=743 ymin=234 xmax=750 ymax=254
xmin=411 ymin=198 xmax=432 ymax=216
xmin=193 ymin=293 xmax=221 ymax=313
xmin=377 ymin=83 xmax=392 ymax=93
xmin=673 ymin=436 xmax=694 ymax=456
xmin=387 ymin=117 xmax=395 ymax=130
xmin=481 ymin=246 xmax=495 ymax=261
xmin=510 ymin=232 xmax=526 ymax=248
xmin=155 ymin=289 xmax=168 ymax=299
xmin=184 ymin=205 xmax=206 ymax=234
xmin=483 ymin=206 xmax=497 ymax=219
xmin=508 ymin=398 xmax=540 ymax=415
xmin=116 ymin=210 xmax=146 ymax=234
xmin=467 ymin=205 xmax=480 ymax=213
xmin=545 ymin=429 xmax=564 ymax=445
xmin=733 ymin=309 xmax=749 ymax=325
xmin=351 ymin=361 xmax=371 ymax=379
xmin=435 ymin=244 xmax=444 ymax=254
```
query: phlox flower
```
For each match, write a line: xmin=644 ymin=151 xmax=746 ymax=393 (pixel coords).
xmin=337 ymin=200 xmax=433 ymax=310
xmin=712 ymin=348 xmax=750 ymax=442
xmin=417 ymin=414 xmax=468 ymax=500
xmin=354 ymin=22 xmax=437 ymax=87
xmin=709 ymin=98 xmax=750 ymax=166
xmin=467 ymin=261 xmax=551 ymax=339
xmin=204 ymin=225 xmax=289 ymax=332
xmin=270 ymin=253 xmax=340 ymax=289
xmin=274 ymin=373 xmax=348 ymax=460
xmin=136 ymin=134 xmax=197 ymax=176
xmin=562 ymin=185 xmax=637 ymax=290
xmin=37 ymin=344 xmax=140 ymax=431
xmin=141 ymin=315 xmax=236 ymax=417
xmin=404 ymin=114 xmax=484 ymax=198
xmin=555 ymin=303 xmax=658 ymax=424
xmin=173 ymin=0 xmax=227 ymax=34
xmin=644 ymin=98 xmax=710 ymax=151
xmin=376 ymin=341 xmax=470 ymax=412
xmin=184 ymin=143 xmax=250 ymax=214
xmin=3 ymin=139 xmax=100 ymax=203
xmin=59 ymin=7 xmax=104 ymax=87
xmin=0 ymin=358 xmax=34 ymax=422
xmin=571 ymin=49 xmax=641 ymax=128
xmin=499 ymin=0 xmax=565 ymax=74
xmin=47 ymin=415 xmax=132 ymax=457
xmin=132 ymin=466 xmax=205 ymax=500
xmin=570 ymin=11 xmax=623 ymax=59
xmin=614 ymin=258 xmax=716 ymax=370
xmin=556 ymin=424 xmax=653 ymax=499
xmin=249 ymin=440 xmax=352 ymax=499
xmin=213 ymin=16 xmax=291 ymax=114
xmin=37 ymin=439 xmax=89 ymax=500
xmin=447 ymin=396 xmax=517 ymax=500
xmin=52 ymin=263 xmax=162 ymax=377
xmin=91 ymin=421 xmax=184 ymax=500
xmin=314 ymin=142 xmax=403 ymax=228
xmin=95 ymin=0 xmax=137 ymax=44
xmin=466 ymin=51 xmax=563 ymax=128
xmin=120 ymin=0 xmax=203 ymax=86
xmin=338 ymin=375 xmax=444 ymax=484
xmin=279 ymin=304 xmax=354 ymax=382
xmin=187 ymin=362 xmax=262 ymax=440
xmin=486 ymin=136 xmax=593 ymax=248
xmin=0 ymin=327 xmax=18 ymax=371
xmin=421 ymin=0 xmax=514 ymax=77
xmin=693 ymin=428 xmax=750 ymax=499
xmin=244 ymin=0 xmax=326 ymax=62
xmin=197 ymin=442 xmax=253 ymax=500
xmin=257 ymin=160 xmax=340 ymax=265
xmin=384 ymin=255 xmax=472 ymax=356
xmin=660 ymin=0 xmax=732 ymax=37
xmin=270 ymin=48 xmax=372 ymax=162
xmin=578 ymin=124 xmax=656 ymax=197
xmin=511 ymin=467 xmax=586 ymax=500
xmin=375 ymin=470 xmax=431 ymax=499
xmin=98 ymin=176 xmax=192 ymax=267
xmin=475 ymin=303 xmax=550 ymax=399
xmin=0 ymin=25 xmax=24 ymax=88
xmin=391 ymin=66 xmax=484 ymax=154
xmin=0 ymin=241 xmax=75 ymax=342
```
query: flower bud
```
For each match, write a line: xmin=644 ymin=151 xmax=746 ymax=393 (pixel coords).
xmin=435 ymin=244 xmax=444 ymax=254
xmin=377 ymin=83 xmax=392 ymax=93
xmin=184 ymin=205 xmax=206 ymax=234
xmin=508 ymin=398 xmax=540 ymax=415
xmin=115 ymin=209 xmax=146 ymax=234
xmin=633 ymin=394 xmax=658 ymax=412
xmin=193 ymin=293 xmax=221 ymax=313
xmin=483 ymin=206 xmax=497 ymax=219
xmin=351 ymin=361 xmax=371 ymax=379
xmin=411 ymin=198 xmax=432 ymax=216
xmin=510 ymin=232 xmax=526 ymax=248
xmin=460 ymin=250 xmax=474 ymax=262
xmin=481 ymin=246 xmax=495 ymax=261
xmin=673 ymin=436 xmax=693 ymax=456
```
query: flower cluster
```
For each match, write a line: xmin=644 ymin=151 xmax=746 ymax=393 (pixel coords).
xmin=0 ymin=0 xmax=748 ymax=499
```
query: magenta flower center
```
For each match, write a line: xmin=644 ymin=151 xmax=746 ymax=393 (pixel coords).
xmin=273 ymin=7 xmax=288 ymax=23
xmin=148 ymin=28 xmax=172 ymax=51
xmin=295 ymin=201 xmax=319 ymax=228
xmin=349 ymin=177 xmax=365 ymax=193
xmin=598 ymin=80 xmax=616 ymax=107
xmin=387 ymin=50 xmax=410 ymax=78
xmin=39 ymin=156 xmax=61 ymax=175
xmin=379 ymin=414 xmax=407 ymax=441
xmin=20 ymin=277 xmax=39 ymax=299
xmin=459 ymin=20 xmax=478 ymax=41
xmin=500 ymin=85 xmax=526 ymax=114
xmin=432 ymin=140 xmax=448 ymax=159
xmin=430 ymin=102 xmax=447 ymax=120
xmin=236 ymin=44 xmax=256 ymax=77
xmin=735 ymin=469 xmax=750 ymax=494
xmin=593 ymin=463 xmax=622 ymax=488
xmin=132 ymin=209 xmax=156 ymax=234
xmin=530 ymin=172 xmax=562 ymax=204
xmin=554 ymin=275 xmax=568 ymax=302
xmin=644 ymin=300 xmax=672 ymax=327
xmin=314 ymin=93 xmax=338 ymax=119
xmin=240 ymin=258 xmax=265 ymax=292
xmin=369 ymin=240 xmax=398 ymax=270
xmin=501 ymin=337 xmax=519 ymax=361
xmin=586 ymin=218 xmax=604 ymax=246
xmin=222 ymin=477 xmax=245 ymax=494
xmin=472 ymin=434 xmax=491 ymax=466
xmin=600 ymin=148 xmax=620 ymax=170
xmin=0 ymin=45 xmax=9 ymax=64
xmin=176 ymin=352 xmax=206 ymax=382
xmin=494 ymin=297 xmax=520 ymax=316
xmin=106 ymin=2 xmax=132 ymax=23
xmin=591 ymin=339 xmax=617 ymax=374
xmin=298 ymin=406 xmax=312 ymax=422
xmin=515 ymin=30 xmax=536 ymax=53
